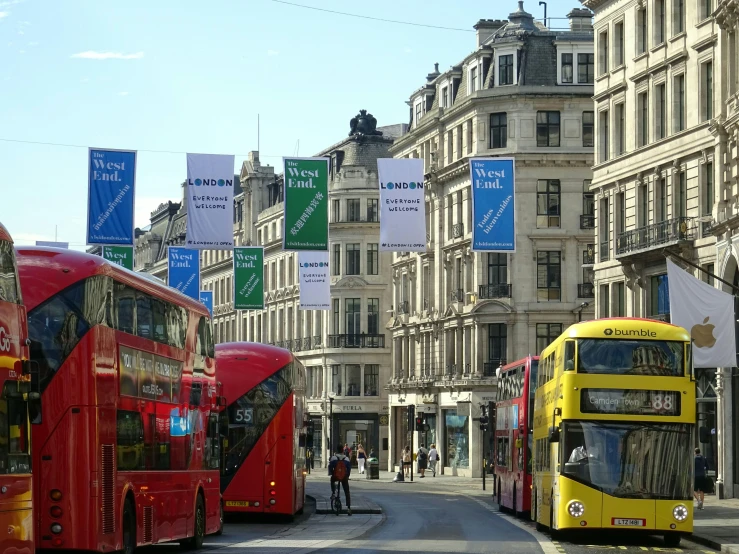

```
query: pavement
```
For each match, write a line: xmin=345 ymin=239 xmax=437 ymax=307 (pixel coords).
xmin=691 ymin=495 xmax=739 ymax=553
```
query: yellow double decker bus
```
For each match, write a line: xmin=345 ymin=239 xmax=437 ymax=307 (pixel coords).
xmin=531 ymin=318 xmax=694 ymax=548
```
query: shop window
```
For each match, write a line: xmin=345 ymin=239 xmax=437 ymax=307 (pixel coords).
xmin=444 ymin=409 xmax=469 ymax=468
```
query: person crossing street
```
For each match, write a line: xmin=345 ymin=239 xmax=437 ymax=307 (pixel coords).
xmin=328 ymin=445 xmax=352 ymax=516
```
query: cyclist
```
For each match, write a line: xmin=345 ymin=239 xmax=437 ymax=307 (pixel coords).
xmin=328 ymin=444 xmax=352 ymax=516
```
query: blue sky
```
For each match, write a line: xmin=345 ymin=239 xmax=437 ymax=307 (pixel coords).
xmin=0 ymin=0 xmax=581 ymax=249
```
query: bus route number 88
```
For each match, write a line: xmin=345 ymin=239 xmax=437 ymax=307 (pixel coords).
xmin=651 ymin=393 xmax=674 ymax=413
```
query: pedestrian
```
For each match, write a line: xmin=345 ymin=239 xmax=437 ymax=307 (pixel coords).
xmin=343 ymin=443 xmax=350 ymax=458
xmin=694 ymin=447 xmax=709 ymax=510
xmin=328 ymin=444 xmax=352 ymax=516
xmin=357 ymin=444 xmax=367 ymax=474
xmin=428 ymin=443 xmax=439 ymax=477
xmin=417 ymin=443 xmax=429 ymax=478
xmin=402 ymin=445 xmax=412 ymax=478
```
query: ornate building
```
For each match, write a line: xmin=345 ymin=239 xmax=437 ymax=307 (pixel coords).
xmin=387 ymin=2 xmax=595 ymax=477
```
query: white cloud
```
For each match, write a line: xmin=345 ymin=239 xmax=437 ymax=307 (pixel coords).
xmin=0 ymin=1 xmax=27 ymax=8
xmin=118 ymin=91 xmax=129 ymax=96
xmin=71 ymin=51 xmax=144 ymax=60
xmin=18 ymin=49 xmax=23 ymax=53
xmin=0 ymin=12 xmax=9 ymax=19
xmin=28 ymin=41 xmax=37 ymax=46
xmin=267 ymin=49 xmax=279 ymax=56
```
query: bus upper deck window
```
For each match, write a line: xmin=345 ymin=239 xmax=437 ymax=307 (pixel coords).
xmin=564 ymin=341 xmax=575 ymax=371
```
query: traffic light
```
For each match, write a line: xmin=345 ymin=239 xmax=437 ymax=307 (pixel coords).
xmin=415 ymin=416 xmax=424 ymax=431
xmin=479 ymin=415 xmax=489 ymax=432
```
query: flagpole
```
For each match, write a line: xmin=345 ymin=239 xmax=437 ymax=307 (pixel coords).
xmin=663 ymin=249 xmax=739 ymax=294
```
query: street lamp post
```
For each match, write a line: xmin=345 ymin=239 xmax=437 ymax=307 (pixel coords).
xmin=328 ymin=394 xmax=335 ymax=461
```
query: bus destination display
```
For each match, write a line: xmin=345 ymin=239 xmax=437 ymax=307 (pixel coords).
xmin=580 ymin=388 xmax=680 ymax=416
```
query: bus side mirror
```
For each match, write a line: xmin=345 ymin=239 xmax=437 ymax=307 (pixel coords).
xmin=548 ymin=426 xmax=560 ymax=443
xmin=699 ymin=426 xmax=711 ymax=444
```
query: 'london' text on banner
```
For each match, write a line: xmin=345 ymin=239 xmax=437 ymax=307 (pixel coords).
xmin=234 ymin=247 xmax=265 ymax=310
xmin=185 ymin=154 xmax=236 ymax=250
xmin=168 ymin=247 xmax=200 ymax=301
xmin=377 ymin=158 xmax=426 ymax=252
xmin=87 ymin=148 xmax=136 ymax=246
xmin=298 ymin=251 xmax=330 ymax=310
xmin=283 ymin=157 xmax=329 ymax=251
xmin=103 ymin=245 xmax=134 ymax=271
xmin=470 ymin=157 xmax=516 ymax=252
xmin=199 ymin=291 xmax=213 ymax=316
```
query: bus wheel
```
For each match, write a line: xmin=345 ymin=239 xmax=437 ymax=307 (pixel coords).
xmin=496 ymin=481 xmax=503 ymax=511
xmin=181 ymin=495 xmax=205 ymax=550
xmin=512 ymin=483 xmax=518 ymax=517
xmin=122 ymin=499 xmax=136 ymax=554
xmin=664 ymin=533 xmax=681 ymax=548
xmin=214 ymin=502 xmax=224 ymax=536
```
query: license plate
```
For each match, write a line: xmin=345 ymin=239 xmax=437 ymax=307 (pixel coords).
xmin=225 ymin=501 xmax=249 ymax=507
xmin=612 ymin=518 xmax=646 ymax=527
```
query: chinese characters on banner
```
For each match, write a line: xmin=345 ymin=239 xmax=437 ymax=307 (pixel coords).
xmin=298 ymin=251 xmax=330 ymax=310
xmin=233 ymin=247 xmax=265 ymax=310
xmin=377 ymin=158 xmax=426 ymax=252
xmin=469 ymin=157 xmax=516 ymax=252
xmin=283 ymin=157 xmax=329 ymax=251
xmin=185 ymin=153 xmax=236 ymax=250
xmin=167 ymin=247 xmax=200 ymax=301
xmin=86 ymin=148 xmax=137 ymax=246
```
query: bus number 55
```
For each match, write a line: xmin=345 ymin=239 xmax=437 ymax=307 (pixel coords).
xmin=234 ymin=408 xmax=253 ymax=424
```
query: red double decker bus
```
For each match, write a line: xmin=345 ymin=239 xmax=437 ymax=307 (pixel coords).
xmin=0 ymin=223 xmax=37 ymax=554
xmin=216 ymin=342 xmax=307 ymax=517
xmin=494 ymin=356 xmax=538 ymax=516
xmin=18 ymin=247 xmax=221 ymax=553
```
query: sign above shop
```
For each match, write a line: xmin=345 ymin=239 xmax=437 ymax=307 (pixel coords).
xmin=421 ymin=394 xmax=437 ymax=404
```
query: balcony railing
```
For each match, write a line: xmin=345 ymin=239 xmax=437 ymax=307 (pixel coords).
xmin=616 ymin=216 xmax=694 ymax=256
xmin=327 ymin=334 xmax=386 ymax=348
xmin=452 ymin=223 xmax=464 ymax=239
xmin=578 ymin=283 xmax=595 ymax=298
xmin=580 ymin=214 xmax=595 ymax=229
xmin=332 ymin=215 xmax=378 ymax=223
xmin=450 ymin=289 xmax=465 ymax=303
xmin=397 ymin=300 xmax=410 ymax=315
xmin=647 ymin=313 xmax=671 ymax=323
xmin=483 ymin=359 xmax=506 ymax=377
xmin=583 ymin=249 xmax=595 ymax=266
xmin=478 ymin=283 xmax=512 ymax=299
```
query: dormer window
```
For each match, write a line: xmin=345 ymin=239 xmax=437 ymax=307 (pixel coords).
xmin=499 ymin=55 xmax=514 ymax=85
xmin=441 ymin=86 xmax=449 ymax=108
xmin=556 ymin=43 xmax=595 ymax=85
xmin=415 ymin=101 xmax=423 ymax=126
xmin=470 ymin=66 xmax=478 ymax=93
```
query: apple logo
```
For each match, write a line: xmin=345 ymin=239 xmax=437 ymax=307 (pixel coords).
xmin=691 ymin=316 xmax=717 ymax=348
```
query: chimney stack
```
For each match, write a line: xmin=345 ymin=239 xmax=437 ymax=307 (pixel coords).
xmin=567 ymin=8 xmax=593 ymax=31
xmin=473 ymin=19 xmax=507 ymax=47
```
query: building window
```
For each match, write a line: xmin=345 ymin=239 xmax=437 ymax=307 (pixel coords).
xmin=703 ymin=264 xmax=715 ymax=286
xmin=677 ymin=171 xmax=687 ymax=218
xmin=615 ymin=103 xmax=625 ymax=155
xmin=332 ymin=299 xmax=340 ymax=334
xmin=617 ymin=192 xmax=626 ymax=235
xmin=346 ymin=243 xmax=360 ymax=275
xmin=367 ymin=298 xmax=379 ymax=334
xmin=536 ymin=323 xmax=562 ymax=354
xmin=499 ymin=54 xmax=514 ymax=85
xmin=637 ymin=8 xmax=648 ymax=54
xmin=415 ymin=102 xmax=422 ymax=126
xmin=536 ymin=111 xmax=560 ymax=147
xmin=673 ymin=0 xmax=685 ymax=35
xmin=703 ymin=61 xmax=714 ymax=121
xmin=487 ymin=253 xmax=507 ymax=285
xmin=490 ymin=113 xmax=507 ymax=149
xmin=470 ymin=66 xmax=478 ymax=92
xmin=598 ymin=30 xmax=608 ymax=75
xmin=649 ymin=274 xmax=670 ymax=317
xmin=561 ymin=53 xmax=573 ymax=83
xmin=367 ymin=244 xmax=378 ymax=275
xmin=701 ymin=0 xmax=713 ymax=20
xmin=347 ymin=199 xmax=361 ymax=222
xmin=488 ymin=323 xmax=507 ymax=363
xmin=332 ymin=243 xmax=341 ymax=276
xmin=638 ymin=91 xmax=649 ymax=147
xmin=614 ymin=282 xmax=625 ymax=317
xmin=345 ymin=364 xmax=361 ymax=396
xmin=537 ymin=251 xmax=561 ymax=301
xmin=441 ymin=86 xmax=449 ymax=108
xmin=599 ymin=198 xmax=610 ymax=262
xmin=583 ymin=179 xmax=594 ymax=222
xmin=655 ymin=0 xmax=666 ymax=44
xmin=582 ymin=111 xmax=594 ymax=147
xmin=466 ymin=119 xmax=473 ymax=154
xmin=537 ymin=179 xmax=561 ymax=228
xmin=367 ymin=198 xmax=379 ymax=222
xmin=600 ymin=284 xmax=610 ymax=318
xmin=600 ymin=110 xmax=610 ymax=162
xmin=345 ymin=298 xmax=361 ymax=337
xmin=658 ymin=177 xmax=667 ymax=221
xmin=639 ymin=183 xmax=649 ymax=226
xmin=614 ymin=21 xmax=624 ymax=66
xmin=656 ymin=83 xmax=666 ymax=140
xmin=674 ymin=74 xmax=685 ymax=133
xmin=705 ymin=162 xmax=714 ymax=216
xmin=332 ymin=199 xmax=340 ymax=222
xmin=578 ymin=53 xmax=595 ymax=84
xmin=331 ymin=364 xmax=342 ymax=396
xmin=364 ymin=365 xmax=379 ymax=396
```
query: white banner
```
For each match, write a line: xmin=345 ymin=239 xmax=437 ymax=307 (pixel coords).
xmin=667 ymin=259 xmax=736 ymax=368
xmin=298 ymin=251 xmax=330 ymax=310
xmin=185 ymin=153 xmax=235 ymax=250
xmin=377 ymin=158 xmax=426 ymax=252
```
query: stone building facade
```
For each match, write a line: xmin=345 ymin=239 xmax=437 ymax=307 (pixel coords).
xmin=386 ymin=2 xmax=595 ymax=477
xmin=582 ymin=0 xmax=723 ymax=488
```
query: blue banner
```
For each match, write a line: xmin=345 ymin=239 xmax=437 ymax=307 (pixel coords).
xmin=167 ymin=247 xmax=200 ymax=301
xmin=87 ymin=148 xmax=137 ymax=245
xmin=470 ymin=157 xmax=516 ymax=252
xmin=199 ymin=290 xmax=213 ymax=316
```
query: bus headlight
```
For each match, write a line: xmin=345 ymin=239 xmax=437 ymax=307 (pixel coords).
xmin=50 ymin=523 xmax=63 ymax=535
xmin=673 ymin=504 xmax=688 ymax=522
xmin=567 ymin=501 xmax=585 ymax=518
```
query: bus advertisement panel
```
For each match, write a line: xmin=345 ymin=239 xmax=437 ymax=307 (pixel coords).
xmin=531 ymin=318 xmax=694 ymax=548
xmin=216 ymin=342 xmax=307 ymax=517
xmin=17 ymin=247 xmax=221 ymax=553
xmin=494 ymin=356 xmax=538 ymax=516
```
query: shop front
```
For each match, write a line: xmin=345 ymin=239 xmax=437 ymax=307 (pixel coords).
xmin=327 ymin=402 xmax=388 ymax=469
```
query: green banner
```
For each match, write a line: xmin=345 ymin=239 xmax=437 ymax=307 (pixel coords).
xmin=283 ymin=157 xmax=329 ymax=251
xmin=234 ymin=246 xmax=264 ymax=310
xmin=103 ymin=245 xmax=134 ymax=271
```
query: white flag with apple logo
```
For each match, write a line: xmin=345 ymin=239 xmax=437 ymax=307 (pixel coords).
xmin=667 ymin=259 xmax=736 ymax=368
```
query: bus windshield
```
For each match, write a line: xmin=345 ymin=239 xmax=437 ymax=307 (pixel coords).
xmin=577 ymin=339 xmax=684 ymax=376
xmin=561 ymin=421 xmax=691 ymax=500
